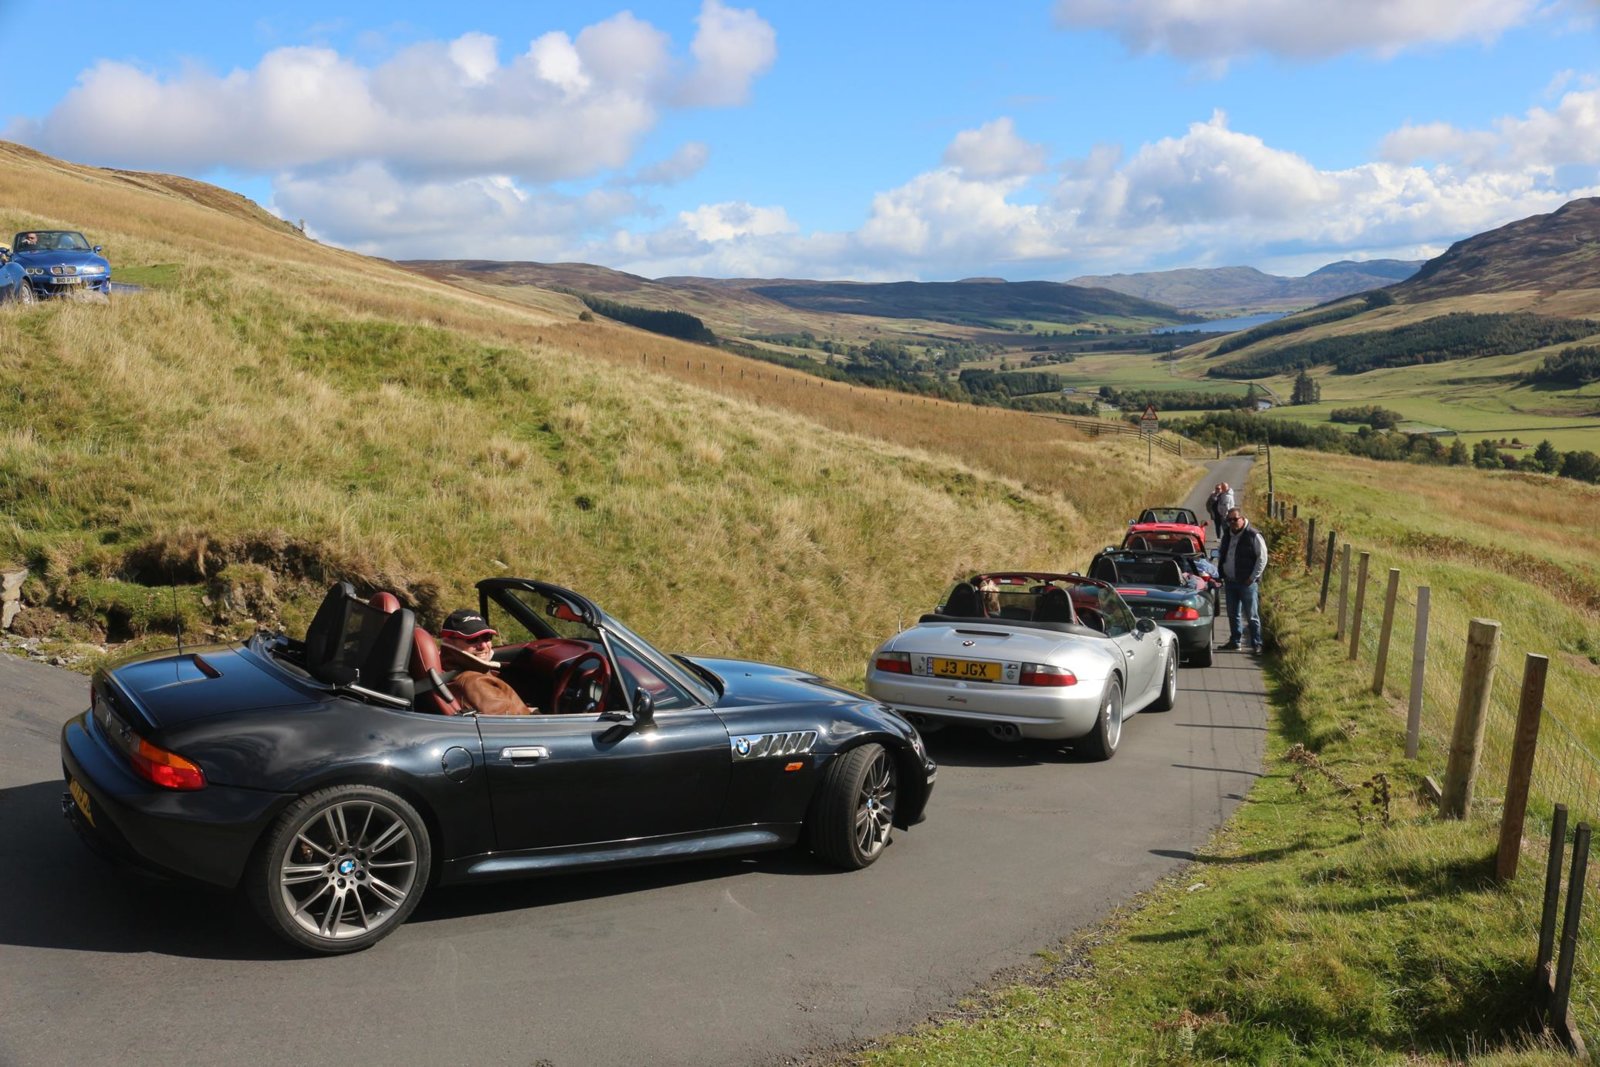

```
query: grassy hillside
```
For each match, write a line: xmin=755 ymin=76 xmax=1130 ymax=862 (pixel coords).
xmin=0 ymin=142 xmax=1194 ymax=687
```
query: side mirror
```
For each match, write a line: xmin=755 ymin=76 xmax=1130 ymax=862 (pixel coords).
xmin=631 ymin=687 xmax=656 ymax=727
xmin=1135 ymin=618 xmax=1157 ymax=634
xmin=93 ymin=245 xmax=102 ymax=254
xmin=0 ymin=245 xmax=10 ymax=262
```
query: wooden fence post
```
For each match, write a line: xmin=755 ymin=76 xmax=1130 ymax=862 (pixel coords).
xmin=1318 ymin=530 xmax=1336 ymax=611
xmin=1305 ymin=517 xmax=1317 ymax=569
xmin=1538 ymin=804 xmax=1569 ymax=980
xmin=1335 ymin=544 xmax=1352 ymax=639
xmin=1372 ymin=568 xmax=1400 ymax=693
xmin=1441 ymin=619 xmax=1502 ymax=819
xmin=1347 ymin=551 xmax=1370 ymax=661
xmin=1496 ymin=654 xmax=1549 ymax=882
xmin=1551 ymin=822 xmax=1591 ymax=1043
xmin=1405 ymin=586 xmax=1430 ymax=759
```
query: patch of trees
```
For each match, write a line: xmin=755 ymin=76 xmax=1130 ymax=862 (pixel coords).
xmin=718 ymin=342 xmax=1096 ymax=415
xmin=578 ymin=295 xmax=716 ymax=343
xmin=1212 ymin=291 xmax=1394 ymax=356
xmin=1290 ymin=370 xmax=1321 ymax=405
xmin=1210 ymin=312 xmax=1599 ymax=379
xmin=1098 ymin=387 xmax=1254 ymax=412
xmin=1329 ymin=405 xmax=1403 ymax=429
xmin=1167 ymin=410 xmax=1600 ymax=486
xmin=1526 ymin=344 xmax=1600 ymax=386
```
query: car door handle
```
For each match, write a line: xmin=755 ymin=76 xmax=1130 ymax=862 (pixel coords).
xmin=500 ymin=746 xmax=551 ymax=762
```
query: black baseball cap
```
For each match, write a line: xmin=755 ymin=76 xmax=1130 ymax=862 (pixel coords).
xmin=441 ymin=609 xmax=496 ymax=640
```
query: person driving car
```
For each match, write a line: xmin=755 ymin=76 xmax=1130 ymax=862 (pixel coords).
xmin=437 ymin=609 xmax=528 ymax=715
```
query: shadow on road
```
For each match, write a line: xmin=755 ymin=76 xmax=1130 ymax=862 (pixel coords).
xmin=0 ymin=777 xmax=855 ymax=958
xmin=0 ymin=780 xmax=290 ymax=960
xmin=919 ymin=726 xmax=1104 ymax=768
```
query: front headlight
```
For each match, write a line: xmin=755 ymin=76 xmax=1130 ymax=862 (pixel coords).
xmin=78 ymin=265 xmax=104 ymax=275
xmin=25 ymin=267 xmax=43 ymax=276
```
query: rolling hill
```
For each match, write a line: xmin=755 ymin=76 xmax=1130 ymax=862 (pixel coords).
xmin=403 ymin=259 xmax=1197 ymax=343
xmin=1069 ymin=260 xmax=1422 ymax=313
xmin=1392 ymin=196 xmax=1600 ymax=305
xmin=0 ymin=141 xmax=1193 ymax=685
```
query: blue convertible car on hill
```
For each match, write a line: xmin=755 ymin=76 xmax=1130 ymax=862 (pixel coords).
xmin=12 ymin=229 xmax=111 ymax=298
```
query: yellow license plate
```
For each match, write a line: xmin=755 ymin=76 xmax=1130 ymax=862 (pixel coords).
xmin=931 ymin=657 xmax=1001 ymax=681
xmin=68 ymin=777 xmax=95 ymax=827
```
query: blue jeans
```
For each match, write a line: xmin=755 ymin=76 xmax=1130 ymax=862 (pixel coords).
xmin=1225 ymin=580 xmax=1261 ymax=648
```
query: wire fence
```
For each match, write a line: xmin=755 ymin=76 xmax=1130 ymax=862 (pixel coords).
xmin=1273 ymin=506 xmax=1599 ymax=1050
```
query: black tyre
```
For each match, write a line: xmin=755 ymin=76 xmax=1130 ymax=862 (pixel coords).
xmin=1189 ymin=643 xmax=1214 ymax=668
xmin=1149 ymin=647 xmax=1178 ymax=711
xmin=807 ymin=743 xmax=897 ymax=869
xmin=247 ymin=784 xmax=431 ymax=955
xmin=1077 ymin=677 xmax=1124 ymax=762
xmin=16 ymin=282 xmax=36 ymax=306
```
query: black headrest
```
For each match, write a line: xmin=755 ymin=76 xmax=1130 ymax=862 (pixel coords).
xmin=303 ymin=581 xmax=359 ymax=676
xmin=1088 ymin=556 xmax=1119 ymax=583
xmin=941 ymin=582 xmax=983 ymax=618
xmin=1034 ymin=587 xmax=1074 ymax=623
xmin=302 ymin=582 xmax=414 ymax=697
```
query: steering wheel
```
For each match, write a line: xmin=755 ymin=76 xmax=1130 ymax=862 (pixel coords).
xmin=552 ymin=651 xmax=611 ymax=715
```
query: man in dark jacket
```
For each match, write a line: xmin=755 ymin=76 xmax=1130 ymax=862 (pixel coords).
xmin=1217 ymin=507 xmax=1268 ymax=653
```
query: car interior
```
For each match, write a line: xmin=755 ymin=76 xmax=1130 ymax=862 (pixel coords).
xmin=292 ymin=583 xmax=627 ymax=718
xmin=925 ymin=577 xmax=1120 ymax=636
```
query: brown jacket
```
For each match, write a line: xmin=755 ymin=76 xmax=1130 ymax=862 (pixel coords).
xmin=439 ymin=644 xmax=532 ymax=716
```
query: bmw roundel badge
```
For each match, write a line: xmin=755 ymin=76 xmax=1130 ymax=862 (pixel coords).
xmin=338 ymin=859 xmax=356 ymax=875
xmin=734 ymin=737 xmax=751 ymax=756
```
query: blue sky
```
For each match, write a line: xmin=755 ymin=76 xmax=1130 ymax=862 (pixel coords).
xmin=4 ymin=1 xmax=1598 ymax=281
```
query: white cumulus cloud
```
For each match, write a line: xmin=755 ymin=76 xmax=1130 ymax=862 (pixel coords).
xmin=22 ymin=2 xmax=770 ymax=185
xmin=943 ymin=118 xmax=1049 ymax=180
xmin=1053 ymin=0 xmax=1538 ymax=62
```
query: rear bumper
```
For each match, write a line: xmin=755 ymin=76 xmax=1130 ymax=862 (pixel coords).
xmin=1156 ymin=619 xmax=1213 ymax=654
xmin=60 ymin=711 xmax=287 ymax=888
xmin=867 ymin=674 xmax=1102 ymax=739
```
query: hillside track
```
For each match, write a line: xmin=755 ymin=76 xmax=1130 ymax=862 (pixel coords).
xmin=0 ymin=459 xmax=1266 ymax=1067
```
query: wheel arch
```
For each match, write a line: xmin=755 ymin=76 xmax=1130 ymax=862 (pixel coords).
xmin=253 ymin=769 xmax=449 ymax=886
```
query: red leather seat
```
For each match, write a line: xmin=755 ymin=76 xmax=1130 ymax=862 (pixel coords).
xmin=369 ymin=592 xmax=402 ymax=614
xmin=410 ymin=628 xmax=462 ymax=715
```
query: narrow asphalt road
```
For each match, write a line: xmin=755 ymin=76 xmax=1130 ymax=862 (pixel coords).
xmin=0 ymin=458 xmax=1265 ymax=1067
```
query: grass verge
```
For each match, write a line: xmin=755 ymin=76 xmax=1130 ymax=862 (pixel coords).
xmin=849 ymin=547 xmax=1584 ymax=1065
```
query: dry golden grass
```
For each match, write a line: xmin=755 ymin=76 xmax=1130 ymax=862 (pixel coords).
xmin=0 ymin=143 xmax=1197 ymax=685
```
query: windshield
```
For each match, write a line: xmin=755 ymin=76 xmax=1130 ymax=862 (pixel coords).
xmin=13 ymin=231 xmax=90 ymax=252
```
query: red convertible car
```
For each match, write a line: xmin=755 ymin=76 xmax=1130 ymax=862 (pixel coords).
xmin=1122 ymin=507 xmax=1207 ymax=556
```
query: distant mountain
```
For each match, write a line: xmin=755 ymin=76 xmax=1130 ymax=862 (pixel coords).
xmin=1393 ymin=197 xmax=1600 ymax=303
xmin=405 ymin=260 xmax=1197 ymax=335
xmin=734 ymin=278 xmax=1191 ymax=326
xmin=1069 ymin=260 xmax=1422 ymax=313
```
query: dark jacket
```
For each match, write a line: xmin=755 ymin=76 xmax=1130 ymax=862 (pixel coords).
xmin=1219 ymin=520 xmax=1268 ymax=584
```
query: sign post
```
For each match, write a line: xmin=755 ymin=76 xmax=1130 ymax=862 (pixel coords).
xmin=1139 ymin=404 xmax=1159 ymax=465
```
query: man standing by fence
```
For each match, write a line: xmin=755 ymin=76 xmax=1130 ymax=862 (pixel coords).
xmin=1219 ymin=506 xmax=1268 ymax=654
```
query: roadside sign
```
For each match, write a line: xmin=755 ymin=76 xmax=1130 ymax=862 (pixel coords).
xmin=1139 ymin=403 xmax=1159 ymax=434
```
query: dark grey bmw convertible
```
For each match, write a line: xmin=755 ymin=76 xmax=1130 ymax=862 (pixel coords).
xmin=61 ymin=579 xmax=935 ymax=953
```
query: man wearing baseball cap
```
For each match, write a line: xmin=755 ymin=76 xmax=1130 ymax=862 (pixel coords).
xmin=436 ymin=609 xmax=526 ymax=715
xmin=439 ymin=608 xmax=497 ymax=667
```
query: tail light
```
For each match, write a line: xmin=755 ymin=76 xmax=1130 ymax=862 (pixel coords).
xmin=93 ymin=684 xmax=207 ymax=790
xmin=875 ymin=651 xmax=912 ymax=675
xmin=129 ymin=740 xmax=207 ymax=790
xmin=1164 ymin=606 xmax=1201 ymax=621
xmin=1020 ymin=663 xmax=1076 ymax=687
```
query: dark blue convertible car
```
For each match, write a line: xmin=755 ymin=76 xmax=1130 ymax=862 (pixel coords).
xmin=62 ymin=579 xmax=935 ymax=954
xmin=12 ymin=229 xmax=111 ymax=298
